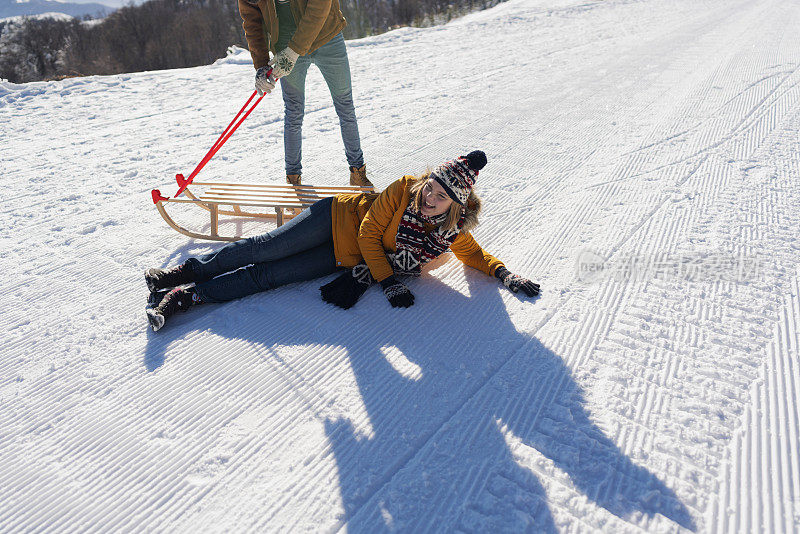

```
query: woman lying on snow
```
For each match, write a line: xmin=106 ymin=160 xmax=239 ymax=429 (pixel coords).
xmin=145 ymin=151 xmax=539 ymax=331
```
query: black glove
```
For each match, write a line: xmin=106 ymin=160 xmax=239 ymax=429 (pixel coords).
xmin=495 ymin=266 xmax=540 ymax=297
xmin=380 ymin=275 xmax=415 ymax=308
xmin=320 ymin=263 xmax=374 ymax=309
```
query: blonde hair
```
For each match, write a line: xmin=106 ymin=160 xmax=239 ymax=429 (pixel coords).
xmin=408 ymin=172 xmax=480 ymax=232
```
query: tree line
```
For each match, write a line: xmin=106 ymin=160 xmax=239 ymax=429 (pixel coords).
xmin=0 ymin=0 xmax=503 ymax=83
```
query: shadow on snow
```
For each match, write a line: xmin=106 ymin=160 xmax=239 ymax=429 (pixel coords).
xmin=142 ymin=254 xmax=695 ymax=532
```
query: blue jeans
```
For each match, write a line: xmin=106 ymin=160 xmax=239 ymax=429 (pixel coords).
xmin=280 ymin=33 xmax=364 ymax=175
xmin=189 ymin=197 xmax=339 ymax=303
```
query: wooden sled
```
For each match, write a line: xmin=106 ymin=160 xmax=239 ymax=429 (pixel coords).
xmin=152 ymin=181 xmax=373 ymax=241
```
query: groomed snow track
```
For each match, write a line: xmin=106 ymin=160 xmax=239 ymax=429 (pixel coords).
xmin=1 ymin=0 xmax=799 ymax=532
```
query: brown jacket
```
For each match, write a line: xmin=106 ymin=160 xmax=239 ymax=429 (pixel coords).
xmin=331 ymin=176 xmax=505 ymax=282
xmin=238 ymin=0 xmax=347 ymax=69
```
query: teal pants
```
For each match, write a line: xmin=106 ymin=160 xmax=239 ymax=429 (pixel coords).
xmin=279 ymin=33 xmax=364 ymax=175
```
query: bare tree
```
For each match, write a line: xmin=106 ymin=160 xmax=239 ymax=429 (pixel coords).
xmin=0 ymin=0 xmax=502 ymax=83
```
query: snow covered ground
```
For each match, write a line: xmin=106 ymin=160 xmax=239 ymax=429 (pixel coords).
xmin=2 ymin=0 xmax=799 ymax=531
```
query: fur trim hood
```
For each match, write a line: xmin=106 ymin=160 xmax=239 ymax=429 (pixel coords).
xmin=461 ymin=192 xmax=482 ymax=234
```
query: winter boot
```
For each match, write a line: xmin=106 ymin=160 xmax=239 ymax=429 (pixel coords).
xmin=144 ymin=263 xmax=195 ymax=292
xmin=286 ymin=174 xmax=304 ymax=214
xmin=147 ymin=290 xmax=168 ymax=309
xmin=349 ymin=165 xmax=373 ymax=189
xmin=146 ymin=287 xmax=202 ymax=332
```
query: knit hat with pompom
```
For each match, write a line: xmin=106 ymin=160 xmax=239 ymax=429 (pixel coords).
xmin=431 ymin=150 xmax=486 ymax=205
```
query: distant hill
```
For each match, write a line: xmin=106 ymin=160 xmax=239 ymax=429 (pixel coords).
xmin=0 ymin=0 xmax=113 ymax=19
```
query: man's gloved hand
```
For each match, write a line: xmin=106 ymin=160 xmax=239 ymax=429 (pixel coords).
xmin=495 ymin=266 xmax=540 ymax=297
xmin=380 ymin=276 xmax=415 ymax=308
xmin=254 ymin=66 xmax=275 ymax=96
xmin=320 ymin=263 xmax=374 ymax=309
xmin=268 ymin=47 xmax=300 ymax=80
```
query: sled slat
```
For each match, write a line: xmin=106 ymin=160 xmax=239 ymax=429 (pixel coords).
xmin=197 ymin=198 xmax=308 ymax=208
xmin=204 ymin=188 xmax=319 ymax=198
xmin=202 ymin=191 xmax=319 ymax=202
xmin=194 ymin=181 xmax=372 ymax=192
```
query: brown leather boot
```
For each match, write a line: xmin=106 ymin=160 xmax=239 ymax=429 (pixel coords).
xmin=286 ymin=174 xmax=301 ymax=186
xmin=349 ymin=165 xmax=373 ymax=189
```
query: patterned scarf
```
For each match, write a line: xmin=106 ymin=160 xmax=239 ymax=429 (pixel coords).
xmin=389 ymin=204 xmax=464 ymax=276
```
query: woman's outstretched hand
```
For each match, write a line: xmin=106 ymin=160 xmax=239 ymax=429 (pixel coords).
xmin=320 ymin=263 xmax=374 ymax=309
xmin=495 ymin=266 xmax=540 ymax=297
xmin=380 ymin=276 xmax=415 ymax=308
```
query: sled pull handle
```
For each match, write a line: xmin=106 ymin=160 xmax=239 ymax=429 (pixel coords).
xmin=172 ymin=78 xmax=271 ymax=198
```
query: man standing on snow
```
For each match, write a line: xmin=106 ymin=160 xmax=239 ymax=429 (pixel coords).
xmin=238 ymin=0 xmax=372 ymax=188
